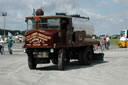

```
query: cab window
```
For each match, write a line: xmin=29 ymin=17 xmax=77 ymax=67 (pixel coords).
xmin=120 ymin=31 xmax=125 ymax=37
xmin=38 ymin=18 xmax=60 ymax=29
xmin=27 ymin=19 xmax=35 ymax=30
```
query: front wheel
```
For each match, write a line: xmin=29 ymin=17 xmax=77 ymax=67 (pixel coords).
xmin=27 ymin=53 xmax=37 ymax=69
xmin=52 ymin=59 xmax=58 ymax=64
xmin=58 ymin=49 xmax=66 ymax=70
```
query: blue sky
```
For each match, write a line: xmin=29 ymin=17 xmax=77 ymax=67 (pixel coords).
xmin=0 ymin=0 xmax=128 ymax=35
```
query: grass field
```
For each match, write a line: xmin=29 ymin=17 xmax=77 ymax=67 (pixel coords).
xmin=110 ymin=38 xmax=120 ymax=46
xmin=98 ymin=38 xmax=120 ymax=46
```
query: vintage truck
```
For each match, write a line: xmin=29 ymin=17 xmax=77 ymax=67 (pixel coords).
xmin=24 ymin=9 xmax=100 ymax=70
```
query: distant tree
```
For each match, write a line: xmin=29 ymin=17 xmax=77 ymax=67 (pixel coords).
xmin=0 ymin=29 xmax=26 ymax=36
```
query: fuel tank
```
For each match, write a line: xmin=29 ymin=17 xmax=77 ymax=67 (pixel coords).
xmin=72 ymin=18 xmax=94 ymax=36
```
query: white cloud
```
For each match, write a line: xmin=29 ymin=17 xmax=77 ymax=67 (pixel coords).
xmin=0 ymin=0 xmax=128 ymax=35
xmin=78 ymin=8 xmax=106 ymax=20
xmin=113 ymin=0 xmax=120 ymax=4
xmin=113 ymin=0 xmax=128 ymax=4
xmin=97 ymin=0 xmax=109 ymax=7
xmin=0 ymin=0 xmax=77 ymax=30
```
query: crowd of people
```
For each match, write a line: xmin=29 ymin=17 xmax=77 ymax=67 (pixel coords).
xmin=0 ymin=36 xmax=13 ymax=55
xmin=0 ymin=32 xmax=24 ymax=55
xmin=92 ymin=35 xmax=110 ymax=51
xmin=100 ymin=35 xmax=110 ymax=50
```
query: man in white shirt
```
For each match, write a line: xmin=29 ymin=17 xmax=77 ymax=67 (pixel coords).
xmin=0 ymin=38 xmax=6 ymax=55
xmin=106 ymin=35 xmax=110 ymax=50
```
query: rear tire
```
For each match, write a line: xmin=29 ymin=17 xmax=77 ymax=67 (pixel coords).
xmin=65 ymin=51 xmax=70 ymax=64
xmin=27 ymin=53 xmax=37 ymax=69
xmin=78 ymin=51 xmax=84 ymax=65
xmin=58 ymin=49 xmax=66 ymax=70
xmin=83 ymin=47 xmax=93 ymax=65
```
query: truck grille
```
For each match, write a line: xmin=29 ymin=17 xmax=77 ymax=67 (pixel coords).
xmin=25 ymin=32 xmax=52 ymax=47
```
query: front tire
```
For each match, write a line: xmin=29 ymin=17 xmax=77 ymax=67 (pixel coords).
xmin=58 ymin=49 xmax=66 ymax=70
xmin=27 ymin=53 xmax=37 ymax=69
xmin=51 ymin=53 xmax=58 ymax=64
xmin=52 ymin=59 xmax=58 ymax=64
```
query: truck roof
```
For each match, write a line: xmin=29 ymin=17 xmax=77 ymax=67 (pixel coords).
xmin=26 ymin=15 xmax=72 ymax=19
xmin=26 ymin=15 xmax=89 ymax=20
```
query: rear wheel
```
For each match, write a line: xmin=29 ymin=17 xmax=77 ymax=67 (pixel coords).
xmin=65 ymin=57 xmax=70 ymax=64
xmin=65 ymin=51 xmax=70 ymax=64
xmin=58 ymin=49 xmax=66 ymax=70
xmin=78 ymin=51 xmax=84 ymax=65
xmin=83 ymin=47 xmax=93 ymax=65
xmin=27 ymin=53 xmax=37 ymax=69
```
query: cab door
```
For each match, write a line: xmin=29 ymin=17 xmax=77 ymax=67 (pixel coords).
xmin=60 ymin=18 xmax=73 ymax=47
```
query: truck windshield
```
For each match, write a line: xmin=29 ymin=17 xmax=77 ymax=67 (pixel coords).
xmin=120 ymin=31 xmax=125 ymax=37
xmin=27 ymin=19 xmax=35 ymax=30
xmin=38 ymin=18 xmax=60 ymax=29
xmin=27 ymin=18 xmax=60 ymax=30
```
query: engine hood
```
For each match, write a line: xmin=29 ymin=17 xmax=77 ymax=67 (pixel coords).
xmin=25 ymin=29 xmax=59 ymax=36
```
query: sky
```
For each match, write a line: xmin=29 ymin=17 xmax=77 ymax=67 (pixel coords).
xmin=0 ymin=0 xmax=128 ymax=35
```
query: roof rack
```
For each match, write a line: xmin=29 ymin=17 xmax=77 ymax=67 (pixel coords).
xmin=56 ymin=13 xmax=66 ymax=16
xmin=71 ymin=14 xmax=89 ymax=20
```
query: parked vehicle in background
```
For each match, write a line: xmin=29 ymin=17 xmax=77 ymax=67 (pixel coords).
xmin=99 ymin=35 xmax=105 ymax=40
xmin=111 ymin=34 xmax=120 ymax=39
xmin=118 ymin=30 xmax=128 ymax=48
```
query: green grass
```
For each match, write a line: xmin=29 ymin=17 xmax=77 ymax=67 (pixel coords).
xmin=110 ymin=38 xmax=120 ymax=46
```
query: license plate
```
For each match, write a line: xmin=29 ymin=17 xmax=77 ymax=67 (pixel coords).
xmin=35 ymin=52 xmax=49 ymax=58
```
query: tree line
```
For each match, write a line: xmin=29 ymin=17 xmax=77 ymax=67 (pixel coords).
xmin=0 ymin=29 xmax=25 ymax=36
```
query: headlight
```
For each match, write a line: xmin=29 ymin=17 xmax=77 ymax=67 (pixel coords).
xmin=50 ymin=48 xmax=54 ymax=53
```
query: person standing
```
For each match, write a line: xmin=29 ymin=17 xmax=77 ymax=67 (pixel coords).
xmin=0 ymin=38 xmax=5 ymax=55
xmin=100 ymin=37 xmax=106 ymax=51
xmin=106 ymin=35 xmax=110 ymax=50
xmin=0 ymin=39 xmax=3 ymax=54
xmin=92 ymin=35 xmax=98 ymax=50
xmin=7 ymin=37 xmax=13 ymax=54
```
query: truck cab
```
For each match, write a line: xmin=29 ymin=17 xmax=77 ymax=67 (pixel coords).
xmin=25 ymin=16 xmax=73 ymax=48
